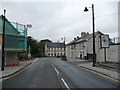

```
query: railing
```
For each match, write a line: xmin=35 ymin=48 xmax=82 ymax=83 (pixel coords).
xmin=110 ymin=37 xmax=120 ymax=45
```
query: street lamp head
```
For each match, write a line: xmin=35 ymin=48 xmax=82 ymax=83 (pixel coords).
xmin=84 ymin=7 xmax=89 ymax=12
xmin=4 ymin=9 xmax=6 ymax=12
xmin=4 ymin=9 xmax=6 ymax=16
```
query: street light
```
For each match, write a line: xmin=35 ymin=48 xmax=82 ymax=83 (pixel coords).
xmin=84 ymin=4 xmax=96 ymax=67
xmin=2 ymin=9 xmax=6 ymax=71
xmin=63 ymin=37 xmax=66 ymax=56
xmin=61 ymin=37 xmax=66 ymax=56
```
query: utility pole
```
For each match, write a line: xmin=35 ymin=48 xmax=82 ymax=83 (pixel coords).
xmin=84 ymin=4 xmax=96 ymax=66
xmin=2 ymin=9 xmax=6 ymax=71
xmin=64 ymin=37 xmax=66 ymax=56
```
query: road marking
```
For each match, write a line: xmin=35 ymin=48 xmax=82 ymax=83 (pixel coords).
xmin=80 ymin=66 xmax=120 ymax=83
xmin=1 ymin=67 xmax=25 ymax=81
xmin=1 ymin=63 xmax=31 ymax=81
xmin=54 ymin=67 xmax=59 ymax=74
xmin=51 ymin=63 xmax=59 ymax=74
xmin=61 ymin=78 xmax=70 ymax=90
xmin=52 ymin=64 xmax=55 ymax=67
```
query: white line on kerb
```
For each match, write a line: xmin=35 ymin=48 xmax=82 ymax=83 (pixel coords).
xmin=54 ymin=67 xmax=59 ymax=74
xmin=61 ymin=78 xmax=70 ymax=90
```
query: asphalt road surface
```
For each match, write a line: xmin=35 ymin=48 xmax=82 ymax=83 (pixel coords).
xmin=2 ymin=57 xmax=120 ymax=89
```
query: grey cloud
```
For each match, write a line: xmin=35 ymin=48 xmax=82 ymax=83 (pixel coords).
xmin=1 ymin=2 xmax=118 ymax=43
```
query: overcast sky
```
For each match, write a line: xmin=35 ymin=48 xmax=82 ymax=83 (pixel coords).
xmin=0 ymin=0 xmax=119 ymax=43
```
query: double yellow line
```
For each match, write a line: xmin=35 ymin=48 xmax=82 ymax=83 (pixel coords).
xmin=0 ymin=63 xmax=31 ymax=81
xmin=80 ymin=66 xmax=120 ymax=83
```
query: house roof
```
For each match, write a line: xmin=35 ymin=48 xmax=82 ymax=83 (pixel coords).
xmin=46 ymin=42 xmax=65 ymax=48
xmin=66 ymin=37 xmax=80 ymax=45
xmin=66 ymin=31 xmax=104 ymax=45
xmin=0 ymin=15 xmax=20 ymax=35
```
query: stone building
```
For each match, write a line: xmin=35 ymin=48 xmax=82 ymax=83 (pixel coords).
xmin=66 ymin=31 xmax=104 ymax=60
xmin=45 ymin=42 xmax=65 ymax=57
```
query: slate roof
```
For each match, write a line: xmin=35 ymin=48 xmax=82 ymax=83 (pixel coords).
xmin=46 ymin=42 xmax=65 ymax=48
xmin=66 ymin=31 xmax=104 ymax=45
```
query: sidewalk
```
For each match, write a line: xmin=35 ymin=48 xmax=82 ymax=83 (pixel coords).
xmin=67 ymin=58 xmax=120 ymax=81
xmin=1 ymin=58 xmax=39 ymax=79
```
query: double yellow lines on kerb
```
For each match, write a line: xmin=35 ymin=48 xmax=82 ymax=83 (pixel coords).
xmin=0 ymin=64 xmax=31 ymax=81
xmin=80 ymin=66 xmax=120 ymax=83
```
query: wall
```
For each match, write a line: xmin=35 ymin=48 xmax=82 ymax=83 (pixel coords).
xmin=97 ymin=45 xmax=120 ymax=63
xmin=5 ymin=52 xmax=19 ymax=65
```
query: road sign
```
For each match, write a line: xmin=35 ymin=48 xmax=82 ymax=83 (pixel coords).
xmin=100 ymin=35 xmax=109 ymax=48
xmin=27 ymin=24 xmax=32 ymax=28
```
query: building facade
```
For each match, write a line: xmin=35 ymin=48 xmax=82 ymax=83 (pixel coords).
xmin=66 ymin=31 xmax=105 ymax=60
xmin=45 ymin=42 xmax=65 ymax=57
xmin=0 ymin=15 xmax=28 ymax=66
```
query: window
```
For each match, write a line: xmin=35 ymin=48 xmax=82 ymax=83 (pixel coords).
xmin=53 ymin=48 xmax=54 ymax=50
xmin=56 ymin=48 xmax=57 ymax=51
xmin=48 ymin=53 xmax=50 ymax=56
xmin=51 ymin=53 xmax=53 ymax=56
xmin=59 ymin=48 xmax=61 ymax=50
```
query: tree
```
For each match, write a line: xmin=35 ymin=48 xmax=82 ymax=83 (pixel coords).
xmin=27 ymin=37 xmax=52 ymax=57
xmin=39 ymin=39 xmax=52 ymax=56
xmin=27 ymin=36 xmax=40 ymax=57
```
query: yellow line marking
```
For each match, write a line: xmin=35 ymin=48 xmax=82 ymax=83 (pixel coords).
xmin=80 ymin=66 xmax=120 ymax=83
xmin=1 ymin=64 xmax=30 ymax=81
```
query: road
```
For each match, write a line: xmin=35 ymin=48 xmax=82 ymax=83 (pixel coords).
xmin=2 ymin=57 xmax=120 ymax=89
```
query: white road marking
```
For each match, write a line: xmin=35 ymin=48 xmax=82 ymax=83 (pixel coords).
xmin=50 ymin=60 xmax=70 ymax=89
xmin=61 ymin=78 xmax=70 ymax=90
xmin=54 ymin=67 xmax=59 ymax=74
xmin=51 ymin=63 xmax=59 ymax=74
xmin=52 ymin=64 xmax=55 ymax=67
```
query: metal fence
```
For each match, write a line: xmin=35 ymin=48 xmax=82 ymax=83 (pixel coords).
xmin=111 ymin=37 xmax=120 ymax=44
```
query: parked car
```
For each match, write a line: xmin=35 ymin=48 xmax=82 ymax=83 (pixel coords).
xmin=60 ymin=55 xmax=67 ymax=61
xmin=57 ymin=55 xmax=61 ymax=58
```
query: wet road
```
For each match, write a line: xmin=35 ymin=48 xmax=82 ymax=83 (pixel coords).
xmin=2 ymin=57 xmax=120 ymax=89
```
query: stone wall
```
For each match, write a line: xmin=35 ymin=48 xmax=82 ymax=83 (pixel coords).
xmin=97 ymin=45 xmax=120 ymax=63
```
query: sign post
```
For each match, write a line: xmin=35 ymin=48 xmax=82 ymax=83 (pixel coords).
xmin=27 ymin=24 xmax=32 ymax=59
xmin=100 ymin=35 xmax=110 ymax=62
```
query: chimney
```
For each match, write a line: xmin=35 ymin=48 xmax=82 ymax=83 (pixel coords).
xmin=77 ymin=36 xmax=79 ymax=39
xmin=86 ymin=32 xmax=89 ymax=35
xmin=81 ymin=32 xmax=89 ymax=37
xmin=74 ymin=38 xmax=76 ymax=40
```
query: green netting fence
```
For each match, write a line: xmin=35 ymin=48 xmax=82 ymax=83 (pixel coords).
xmin=0 ymin=16 xmax=27 ymax=51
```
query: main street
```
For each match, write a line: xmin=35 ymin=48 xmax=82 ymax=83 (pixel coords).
xmin=2 ymin=57 xmax=119 ymax=88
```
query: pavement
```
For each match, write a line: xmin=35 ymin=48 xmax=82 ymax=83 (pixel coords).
xmin=67 ymin=58 xmax=120 ymax=81
xmin=0 ymin=58 xmax=39 ymax=79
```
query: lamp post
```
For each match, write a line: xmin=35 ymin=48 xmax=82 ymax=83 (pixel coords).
xmin=2 ymin=9 xmax=6 ymax=71
xmin=61 ymin=37 xmax=66 ymax=56
xmin=63 ymin=37 xmax=66 ymax=56
xmin=84 ymin=4 xmax=96 ymax=66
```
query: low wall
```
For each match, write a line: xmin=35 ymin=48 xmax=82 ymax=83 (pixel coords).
xmin=97 ymin=45 xmax=120 ymax=63
xmin=5 ymin=52 xmax=19 ymax=65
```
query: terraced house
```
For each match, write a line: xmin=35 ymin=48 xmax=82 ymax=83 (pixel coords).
xmin=66 ymin=31 xmax=105 ymax=60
